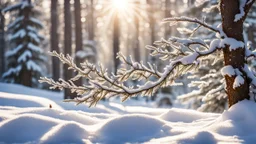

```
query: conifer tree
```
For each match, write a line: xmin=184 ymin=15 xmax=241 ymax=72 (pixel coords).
xmin=3 ymin=0 xmax=45 ymax=87
xmin=0 ymin=2 xmax=8 ymax=77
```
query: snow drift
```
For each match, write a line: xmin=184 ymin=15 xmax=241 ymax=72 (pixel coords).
xmin=0 ymin=83 xmax=255 ymax=143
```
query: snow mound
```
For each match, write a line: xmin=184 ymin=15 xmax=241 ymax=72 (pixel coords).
xmin=2 ymin=83 xmax=256 ymax=143
xmin=0 ymin=114 xmax=60 ymax=143
xmin=207 ymin=100 xmax=256 ymax=143
xmin=40 ymin=122 xmax=89 ymax=144
xmin=0 ymin=92 xmax=62 ymax=109
xmin=94 ymin=114 xmax=171 ymax=143
xmin=15 ymin=108 xmax=100 ymax=125
xmin=160 ymin=108 xmax=219 ymax=123
xmin=174 ymin=131 xmax=217 ymax=144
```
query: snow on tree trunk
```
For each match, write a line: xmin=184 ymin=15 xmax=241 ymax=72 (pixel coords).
xmin=220 ymin=0 xmax=252 ymax=107
xmin=50 ymin=0 xmax=60 ymax=82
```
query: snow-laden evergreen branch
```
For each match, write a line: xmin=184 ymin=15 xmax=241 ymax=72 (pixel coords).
xmin=163 ymin=17 xmax=219 ymax=33
xmin=40 ymin=35 xmax=222 ymax=106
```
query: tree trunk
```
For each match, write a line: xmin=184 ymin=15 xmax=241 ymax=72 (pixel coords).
xmin=0 ymin=10 xmax=5 ymax=77
xmin=88 ymin=0 xmax=94 ymax=41
xmin=20 ymin=69 xmax=32 ymax=87
xmin=134 ymin=1 xmax=140 ymax=62
xmin=50 ymin=0 xmax=60 ymax=82
xmin=164 ymin=0 xmax=171 ymax=39
xmin=147 ymin=0 xmax=155 ymax=46
xmin=113 ymin=13 xmax=120 ymax=73
xmin=22 ymin=0 xmax=32 ymax=87
xmin=220 ymin=0 xmax=254 ymax=107
xmin=247 ymin=24 xmax=256 ymax=48
xmin=64 ymin=0 xmax=75 ymax=99
xmin=74 ymin=0 xmax=83 ymax=86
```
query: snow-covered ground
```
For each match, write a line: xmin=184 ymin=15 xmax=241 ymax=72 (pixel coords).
xmin=0 ymin=83 xmax=255 ymax=143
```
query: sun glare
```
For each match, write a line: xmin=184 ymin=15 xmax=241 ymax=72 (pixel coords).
xmin=112 ymin=0 xmax=128 ymax=10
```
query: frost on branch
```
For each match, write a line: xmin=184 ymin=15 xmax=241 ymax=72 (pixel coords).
xmin=40 ymin=10 xmax=256 ymax=107
xmin=40 ymin=30 xmax=222 ymax=106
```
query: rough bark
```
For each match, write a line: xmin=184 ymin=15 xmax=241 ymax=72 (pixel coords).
xmin=50 ymin=0 xmax=60 ymax=82
xmin=220 ymin=0 xmax=254 ymax=107
xmin=64 ymin=0 xmax=75 ymax=99
xmin=113 ymin=13 xmax=120 ymax=73
xmin=74 ymin=0 xmax=83 ymax=86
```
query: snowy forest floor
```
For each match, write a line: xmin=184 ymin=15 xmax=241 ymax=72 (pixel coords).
xmin=0 ymin=83 xmax=255 ymax=144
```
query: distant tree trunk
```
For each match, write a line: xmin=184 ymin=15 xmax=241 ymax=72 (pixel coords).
xmin=0 ymin=9 xmax=5 ymax=77
xmin=50 ymin=0 xmax=60 ymax=83
xmin=88 ymin=0 xmax=94 ymax=41
xmin=146 ymin=0 xmax=156 ymax=64
xmin=21 ymin=0 xmax=32 ymax=87
xmin=113 ymin=13 xmax=120 ymax=73
xmin=248 ymin=24 xmax=256 ymax=48
xmin=146 ymin=0 xmax=159 ymax=101
xmin=147 ymin=0 xmax=155 ymax=46
xmin=64 ymin=0 xmax=75 ymax=99
xmin=164 ymin=0 xmax=171 ymax=39
xmin=220 ymin=0 xmax=254 ymax=107
xmin=134 ymin=2 xmax=140 ymax=62
xmin=74 ymin=0 xmax=83 ymax=86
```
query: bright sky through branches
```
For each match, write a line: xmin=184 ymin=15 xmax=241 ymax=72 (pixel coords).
xmin=112 ymin=0 xmax=128 ymax=10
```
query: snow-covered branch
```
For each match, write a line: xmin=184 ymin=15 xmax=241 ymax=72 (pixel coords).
xmin=40 ymin=36 xmax=221 ymax=106
xmin=163 ymin=17 xmax=219 ymax=33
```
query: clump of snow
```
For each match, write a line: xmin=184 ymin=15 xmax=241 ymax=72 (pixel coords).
xmin=9 ymin=29 xmax=26 ymax=41
xmin=221 ymin=38 xmax=245 ymax=51
xmin=2 ymin=65 xmax=22 ymax=78
xmin=26 ymin=60 xmax=41 ymax=72
xmin=17 ymin=50 xmax=32 ymax=62
xmin=5 ymin=44 xmax=23 ymax=57
xmin=28 ymin=43 xmax=43 ymax=53
xmin=209 ymin=39 xmax=221 ymax=50
xmin=221 ymin=65 xmax=235 ymax=77
xmin=233 ymin=75 xmax=244 ymax=89
xmin=234 ymin=0 xmax=247 ymax=22
xmin=180 ymin=52 xmax=199 ymax=65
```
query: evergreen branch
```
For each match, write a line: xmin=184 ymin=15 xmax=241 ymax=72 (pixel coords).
xmin=163 ymin=17 xmax=219 ymax=33
xmin=40 ymin=43 xmax=220 ymax=106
